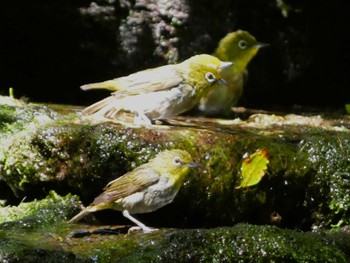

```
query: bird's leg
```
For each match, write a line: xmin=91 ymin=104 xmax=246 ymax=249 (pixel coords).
xmin=133 ymin=111 xmax=152 ymax=126
xmin=122 ymin=210 xmax=157 ymax=233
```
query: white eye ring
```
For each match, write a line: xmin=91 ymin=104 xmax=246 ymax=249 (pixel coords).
xmin=238 ymin=40 xmax=248 ymax=49
xmin=173 ymin=156 xmax=182 ymax=166
xmin=205 ymin=72 xmax=217 ymax=83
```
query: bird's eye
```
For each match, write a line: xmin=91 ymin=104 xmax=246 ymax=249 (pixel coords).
xmin=173 ymin=156 xmax=182 ymax=166
xmin=238 ymin=40 xmax=248 ymax=49
xmin=205 ymin=72 xmax=217 ymax=83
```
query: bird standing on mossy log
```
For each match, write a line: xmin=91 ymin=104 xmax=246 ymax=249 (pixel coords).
xmin=80 ymin=54 xmax=232 ymax=125
xmin=69 ymin=149 xmax=199 ymax=233
xmin=198 ymin=30 xmax=268 ymax=115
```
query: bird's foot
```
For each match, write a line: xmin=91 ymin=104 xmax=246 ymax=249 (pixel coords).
xmin=128 ymin=226 xmax=158 ymax=234
xmin=133 ymin=111 xmax=152 ymax=126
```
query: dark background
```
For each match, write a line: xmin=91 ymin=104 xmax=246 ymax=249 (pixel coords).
xmin=1 ymin=0 xmax=349 ymax=112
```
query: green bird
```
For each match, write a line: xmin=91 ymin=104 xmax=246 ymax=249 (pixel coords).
xmin=80 ymin=54 xmax=232 ymax=125
xmin=69 ymin=149 xmax=199 ymax=233
xmin=198 ymin=30 xmax=267 ymax=115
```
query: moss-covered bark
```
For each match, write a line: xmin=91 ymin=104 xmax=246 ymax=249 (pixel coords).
xmin=1 ymin=98 xmax=350 ymax=261
xmin=1 ymin=195 xmax=349 ymax=263
xmin=1 ymin=98 xmax=350 ymax=229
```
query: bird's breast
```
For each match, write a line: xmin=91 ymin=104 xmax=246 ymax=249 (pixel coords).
xmin=121 ymin=176 xmax=179 ymax=214
xmin=117 ymin=85 xmax=196 ymax=119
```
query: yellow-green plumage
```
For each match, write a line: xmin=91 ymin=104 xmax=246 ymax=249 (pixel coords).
xmin=198 ymin=30 xmax=267 ymax=115
xmin=81 ymin=54 xmax=232 ymax=125
xmin=68 ymin=149 xmax=198 ymax=233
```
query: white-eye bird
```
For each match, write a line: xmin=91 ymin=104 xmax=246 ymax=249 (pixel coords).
xmin=81 ymin=54 xmax=232 ymax=125
xmin=198 ymin=30 xmax=267 ymax=115
xmin=69 ymin=149 xmax=199 ymax=233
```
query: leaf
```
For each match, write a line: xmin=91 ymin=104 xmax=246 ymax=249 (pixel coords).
xmin=236 ymin=148 xmax=269 ymax=189
xmin=345 ymin=104 xmax=350 ymax=114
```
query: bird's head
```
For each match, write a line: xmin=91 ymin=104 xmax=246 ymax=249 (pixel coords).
xmin=152 ymin=149 xmax=200 ymax=189
xmin=214 ymin=30 xmax=268 ymax=73
xmin=184 ymin=54 xmax=233 ymax=97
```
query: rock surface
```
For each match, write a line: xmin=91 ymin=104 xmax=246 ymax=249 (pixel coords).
xmin=1 ymin=97 xmax=350 ymax=261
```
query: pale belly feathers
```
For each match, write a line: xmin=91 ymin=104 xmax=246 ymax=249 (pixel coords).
xmin=115 ymin=176 xmax=179 ymax=214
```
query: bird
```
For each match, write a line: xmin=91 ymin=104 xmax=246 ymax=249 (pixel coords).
xmin=80 ymin=54 xmax=232 ymax=125
xmin=198 ymin=30 xmax=268 ymax=115
xmin=68 ymin=149 xmax=199 ymax=233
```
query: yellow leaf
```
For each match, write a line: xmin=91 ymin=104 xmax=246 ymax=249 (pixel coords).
xmin=236 ymin=148 xmax=269 ymax=189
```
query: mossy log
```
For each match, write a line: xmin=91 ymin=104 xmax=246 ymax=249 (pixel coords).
xmin=1 ymin=97 xmax=350 ymax=262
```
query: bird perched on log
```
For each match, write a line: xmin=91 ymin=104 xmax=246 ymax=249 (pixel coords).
xmin=80 ymin=54 xmax=232 ymax=125
xmin=69 ymin=149 xmax=199 ymax=233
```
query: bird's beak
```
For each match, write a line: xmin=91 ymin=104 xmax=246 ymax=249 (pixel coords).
xmin=218 ymin=79 xmax=228 ymax=85
xmin=186 ymin=162 xmax=202 ymax=169
xmin=219 ymin=61 xmax=234 ymax=69
xmin=217 ymin=61 xmax=233 ymax=85
xmin=255 ymin=42 xmax=269 ymax=49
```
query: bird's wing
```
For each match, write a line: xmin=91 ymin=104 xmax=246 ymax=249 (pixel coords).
xmin=112 ymin=64 xmax=184 ymax=96
xmin=92 ymin=166 xmax=160 ymax=205
xmin=81 ymin=96 xmax=115 ymax=115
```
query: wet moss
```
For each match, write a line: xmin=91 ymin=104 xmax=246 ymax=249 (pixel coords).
xmin=1 ymin=100 xmax=350 ymax=231
xmin=0 ymin=242 xmax=88 ymax=263
xmin=0 ymin=191 xmax=87 ymax=261
xmin=1 ymin=100 xmax=350 ymax=261
xmin=2 ymin=222 xmax=349 ymax=262
xmin=299 ymin=131 xmax=350 ymax=229
xmin=0 ymin=101 xmax=164 ymax=200
xmin=0 ymin=101 xmax=58 ymax=136
xmin=0 ymin=190 xmax=81 ymax=229
xmin=106 ymin=225 xmax=350 ymax=263
xmin=0 ymin=100 xmax=59 ymax=196
xmin=169 ymin=225 xmax=348 ymax=262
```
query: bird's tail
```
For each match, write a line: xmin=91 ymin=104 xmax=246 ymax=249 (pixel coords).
xmin=68 ymin=206 xmax=99 ymax=223
xmin=80 ymin=80 xmax=120 ymax=91
xmin=68 ymin=210 xmax=89 ymax=223
xmin=82 ymin=96 xmax=117 ymax=116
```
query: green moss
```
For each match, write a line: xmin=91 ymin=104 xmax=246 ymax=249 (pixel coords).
xmin=0 ymin=101 xmax=58 ymax=137
xmin=0 ymin=235 xmax=88 ymax=263
xmin=0 ymin=101 xmax=60 ymax=195
xmin=0 ymin=114 xmax=163 ymax=199
xmin=0 ymin=190 xmax=81 ymax=229
xmin=116 ymin=225 xmax=349 ymax=262
xmin=299 ymin=131 xmax=350 ymax=229
xmin=2 ymin=101 xmax=350 ymax=231
xmin=1 ymin=223 xmax=349 ymax=262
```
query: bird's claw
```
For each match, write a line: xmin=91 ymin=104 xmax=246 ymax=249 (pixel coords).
xmin=128 ymin=226 xmax=158 ymax=234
